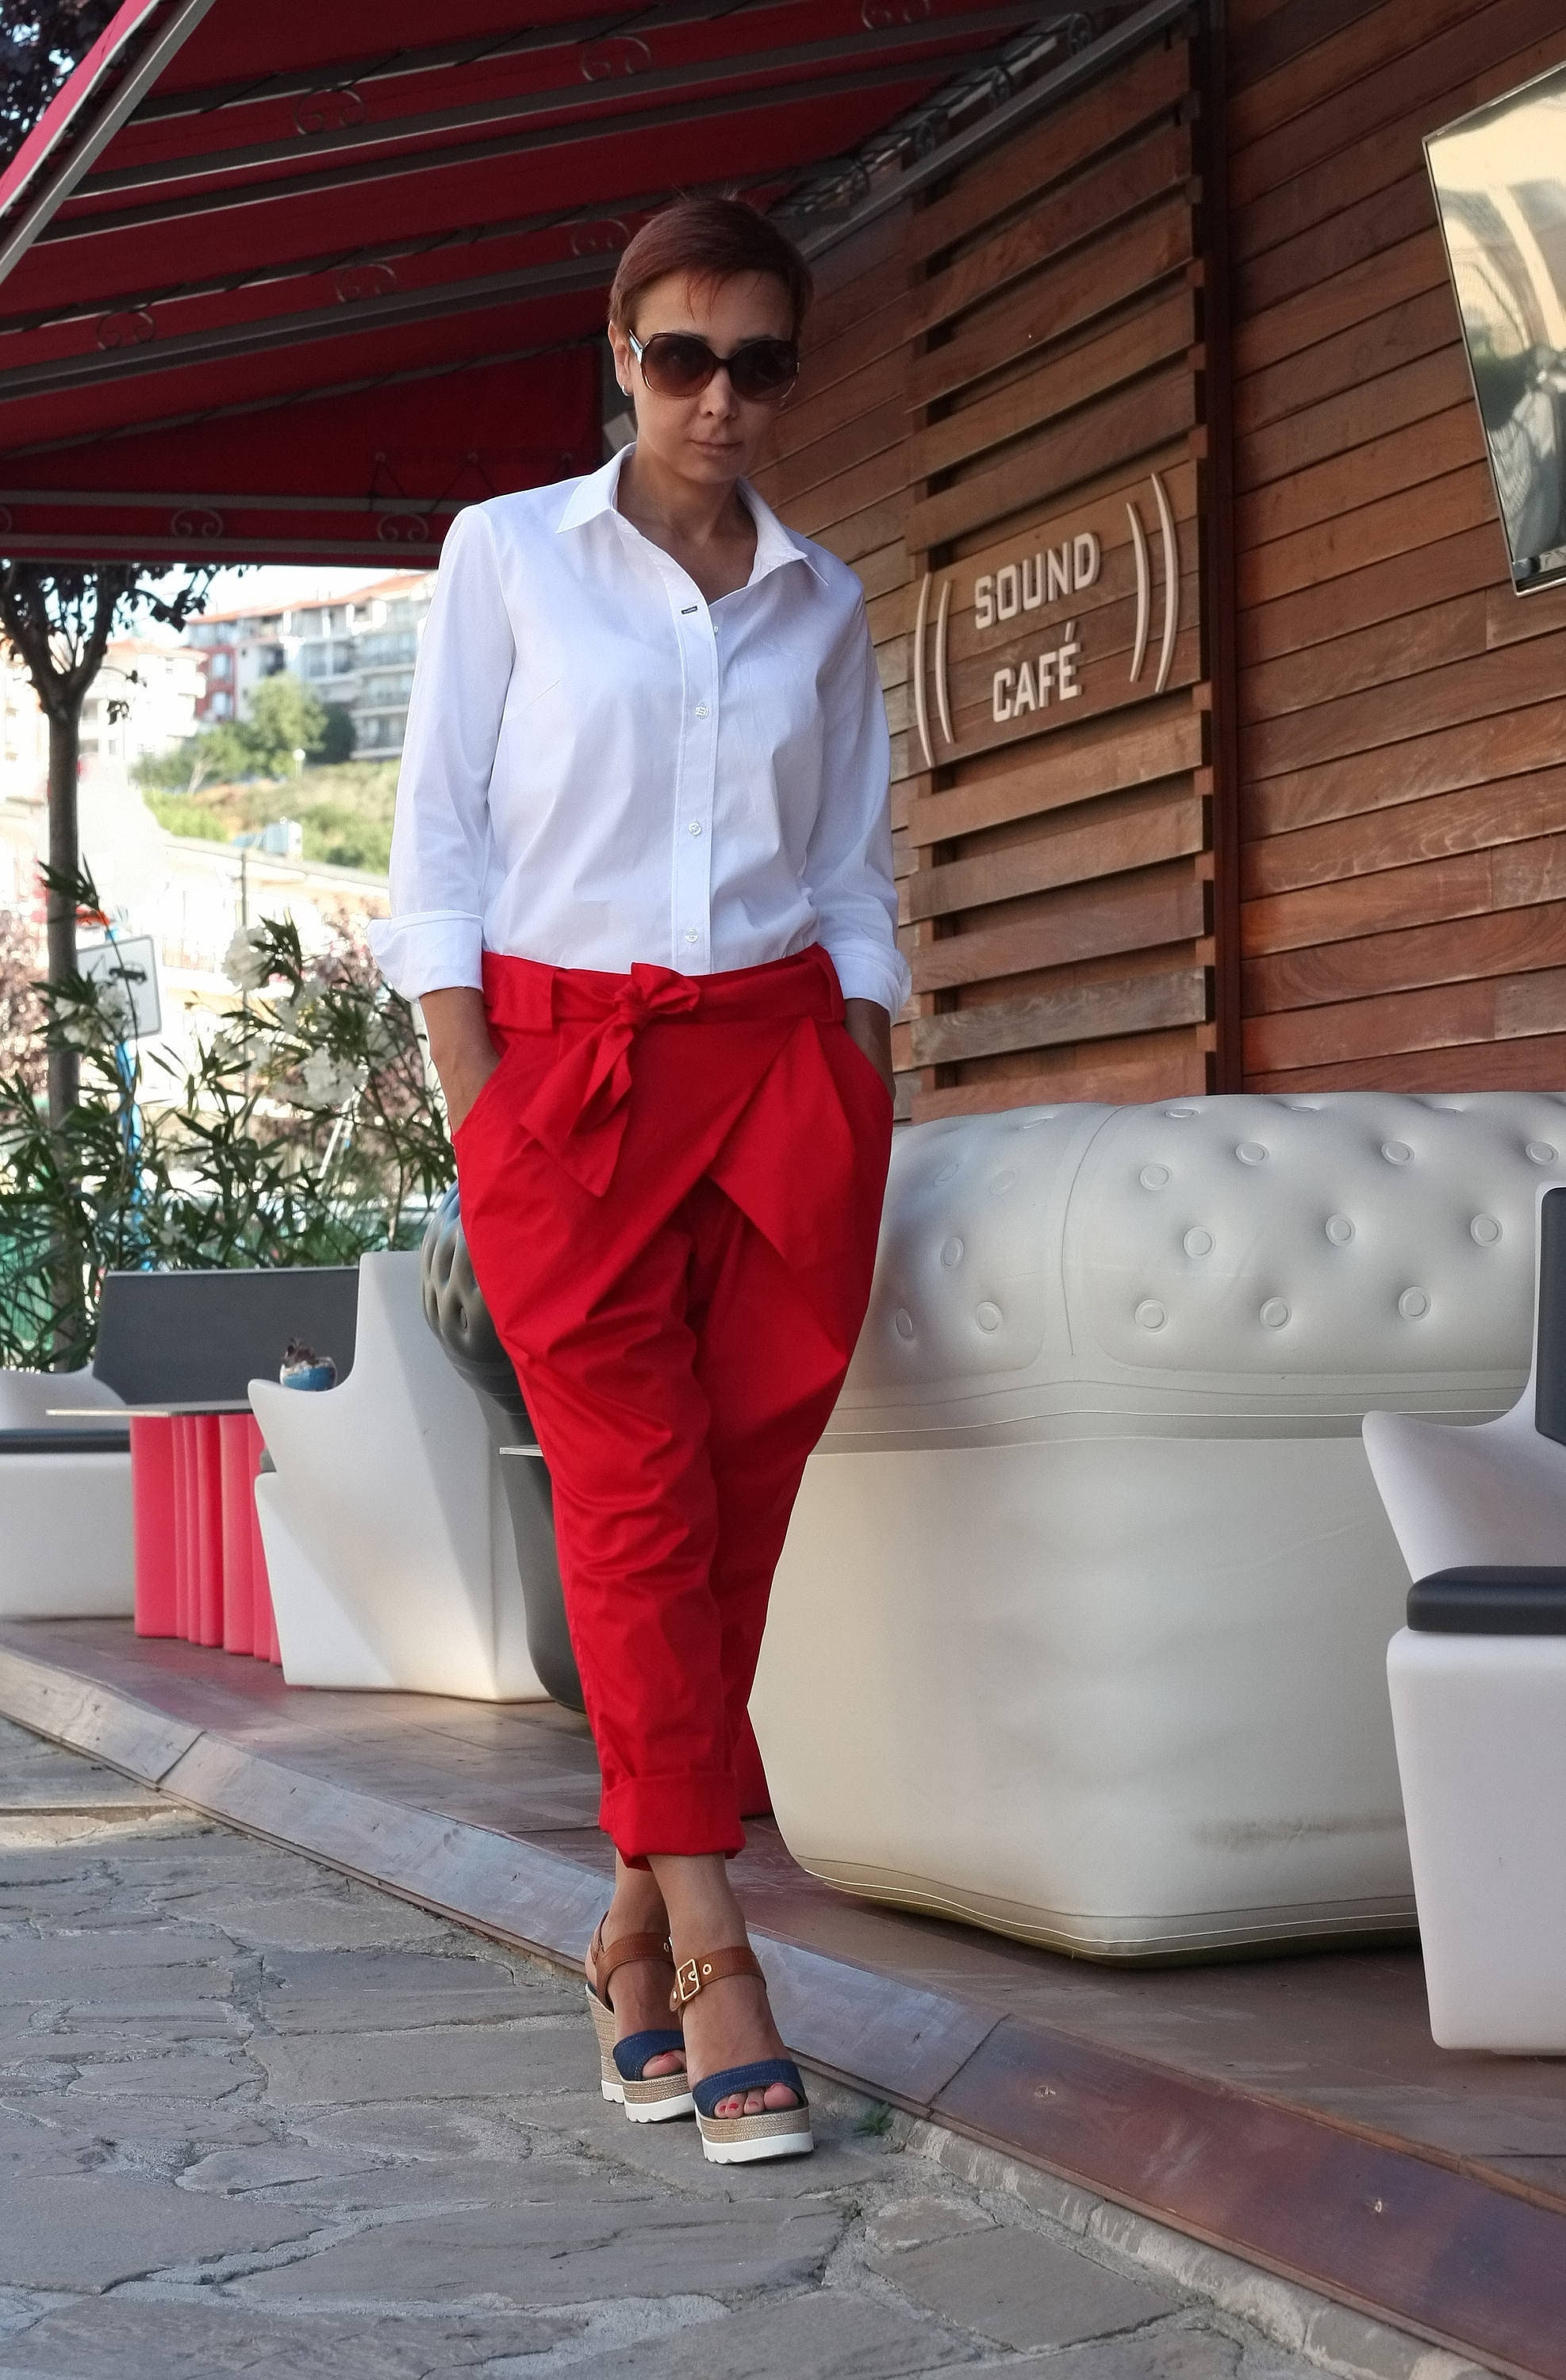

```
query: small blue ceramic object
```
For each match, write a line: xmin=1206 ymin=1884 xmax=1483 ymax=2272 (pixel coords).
xmin=279 ymin=1339 xmax=336 ymax=1392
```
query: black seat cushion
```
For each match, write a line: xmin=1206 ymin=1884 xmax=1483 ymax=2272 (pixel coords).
xmin=1408 ymin=1567 xmax=1566 ymax=1633
xmin=0 ymin=1427 xmax=131 ymax=1456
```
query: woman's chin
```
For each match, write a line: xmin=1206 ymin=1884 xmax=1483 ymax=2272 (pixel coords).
xmin=680 ymin=443 xmax=749 ymax=477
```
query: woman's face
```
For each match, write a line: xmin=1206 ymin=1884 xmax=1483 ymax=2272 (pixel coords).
xmin=609 ymin=269 xmax=795 ymax=488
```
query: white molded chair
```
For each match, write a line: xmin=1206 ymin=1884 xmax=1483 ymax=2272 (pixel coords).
xmin=754 ymin=1090 xmax=1566 ymax=1961
xmin=0 ymin=1368 xmax=132 ymax=1618
xmin=1368 ymin=1182 xmax=1566 ymax=2050
xmin=1363 ymin=1180 xmax=1566 ymax=1580
xmin=251 ymin=1251 xmax=547 ymax=1699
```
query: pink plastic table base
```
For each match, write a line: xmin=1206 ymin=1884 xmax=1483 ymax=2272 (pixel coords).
xmin=128 ymin=1407 xmax=278 ymax=1665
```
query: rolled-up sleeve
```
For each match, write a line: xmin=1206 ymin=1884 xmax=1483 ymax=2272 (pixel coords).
xmin=804 ymin=592 xmax=911 ymax=1019
xmin=367 ymin=505 xmax=515 ymax=1000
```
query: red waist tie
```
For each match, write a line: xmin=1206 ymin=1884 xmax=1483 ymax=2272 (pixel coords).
xmin=481 ymin=945 xmax=844 ymax=1199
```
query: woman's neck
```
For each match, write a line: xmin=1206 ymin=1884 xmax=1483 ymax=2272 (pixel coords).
xmin=616 ymin=443 xmax=757 ymax=603
xmin=616 ymin=444 xmax=748 ymax=549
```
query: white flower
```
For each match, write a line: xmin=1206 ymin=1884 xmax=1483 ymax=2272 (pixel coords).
xmin=223 ymin=925 xmax=272 ymax=991
xmin=294 ymin=1049 xmax=368 ymax=1111
xmin=60 ymin=1007 xmax=105 ymax=1050
xmin=210 ymin=1019 xmax=279 ymax=1071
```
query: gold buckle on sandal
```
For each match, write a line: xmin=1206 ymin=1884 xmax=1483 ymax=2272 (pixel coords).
xmin=674 ymin=1957 xmax=701 ymax=2004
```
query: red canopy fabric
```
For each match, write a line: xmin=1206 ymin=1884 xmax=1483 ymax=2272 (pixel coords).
xmin=0 ymin=0 xmax=1036 ymax=564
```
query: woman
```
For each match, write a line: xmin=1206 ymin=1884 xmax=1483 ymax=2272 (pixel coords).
xmin=370 ymin=197 xmax=908 ymax=2166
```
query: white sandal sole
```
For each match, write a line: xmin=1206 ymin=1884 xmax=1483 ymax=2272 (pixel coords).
xmin=587 ymin=1982 xmax=693 ymax=2121
xmin=697 ymin=2106 xmax=814 ymax=2164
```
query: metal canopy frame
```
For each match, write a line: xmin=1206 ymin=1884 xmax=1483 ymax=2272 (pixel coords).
xmin=0 ymin=0 xmax=1115 ymax=565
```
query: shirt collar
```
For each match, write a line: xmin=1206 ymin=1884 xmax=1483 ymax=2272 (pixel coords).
xmin=555 ymin=443 xmax=826 ymax=586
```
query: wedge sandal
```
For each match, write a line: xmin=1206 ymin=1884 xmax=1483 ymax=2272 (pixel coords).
xmin=671 ymin=1946 xmax=813 ymax=2165
xmin=585 ymin=1924 xmax=693 ymax=2123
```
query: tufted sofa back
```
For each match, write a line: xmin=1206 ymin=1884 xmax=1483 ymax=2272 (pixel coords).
xmin=833 ymin=1092 xmax=1566 ymax=1445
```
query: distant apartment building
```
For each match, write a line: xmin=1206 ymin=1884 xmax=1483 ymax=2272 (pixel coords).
xmin=81 ymin=639 xmax=205 ymax=768
xmin=2 ymin=636 xmax=201 ymax=784
xmin=186 ymin=573 xmax=434 ymax=758
xmin=186 ymin=607 xmax=284 ymax=725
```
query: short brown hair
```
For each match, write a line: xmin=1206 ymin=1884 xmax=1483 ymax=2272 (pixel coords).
xmin=608 ymin=196 xmax=813 ymax=340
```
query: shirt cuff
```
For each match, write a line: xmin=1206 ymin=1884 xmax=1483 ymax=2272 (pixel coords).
xmin=367 ymin=912 xmax=484 ymax=1000
xmin=826 ymin=939 xmax=912 ymax=1019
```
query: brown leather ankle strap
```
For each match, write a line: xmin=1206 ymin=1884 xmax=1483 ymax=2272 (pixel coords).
xmin=593 ymin=1926 xmax=672 ymax=1998
xmin=670 ymin=1945 xmax=763 ymax=2009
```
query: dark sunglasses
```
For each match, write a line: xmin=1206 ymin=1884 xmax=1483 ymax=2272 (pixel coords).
xmin=627 ymin=328 xmax=799 ymax=405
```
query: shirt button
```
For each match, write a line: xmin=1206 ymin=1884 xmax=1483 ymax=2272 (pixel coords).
xmin=688 ymin=821 xmax=702 ymax=836
xmin=684 ymin=929 xmax=699 ymax=945
xmin=694 ymin=703 xmax=710 ymax=718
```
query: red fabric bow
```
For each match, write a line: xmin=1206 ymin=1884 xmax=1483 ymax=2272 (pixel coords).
xmin=520 ymin=964 xmax=701 ymax=1195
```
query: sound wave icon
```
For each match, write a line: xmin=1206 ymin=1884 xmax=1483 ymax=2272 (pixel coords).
xmin=1127 ymin=470 xmax=1180 ymax=695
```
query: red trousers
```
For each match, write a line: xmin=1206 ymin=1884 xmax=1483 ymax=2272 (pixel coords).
xmin=454 ymin=943 xmax=892 ymax=1862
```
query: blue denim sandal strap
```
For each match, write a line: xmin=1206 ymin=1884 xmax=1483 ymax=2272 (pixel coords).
xmin=612 ymin=2029 xmax=687 ymax=2083
xmin=692 ymin=2059 xmax=806 ymax=2119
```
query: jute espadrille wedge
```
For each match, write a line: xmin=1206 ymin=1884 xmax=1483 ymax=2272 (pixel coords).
xmin=670 ymin=1945 xmax=812 ymax=2165
xmin=585 ymin=1923 xmax=693 ymax=2123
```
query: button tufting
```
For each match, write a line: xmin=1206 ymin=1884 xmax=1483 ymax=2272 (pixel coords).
xmin=1183 ymin=1226 xmax=1214 ymax=1257
xmin=940 ymin=1237 xmax=964 ymax=1269
xmin=1135 ymin=1300 xmax=1167 ymax=1330
xmin=975 ymin=1302 xmax=1002 ymax=1332
xmin=1260 ymin=1299 xmax=1290 ymax=1327
xmin=1399 ymin=1287 xmax=1430 ymax=1320
xmin=893 ymin=1308 xmax=915 ymax=1340
xmin=1381 ymin=1141 xmax=1413 ymax=1164
xmin=1325 ymin=1215 xmax=1355 ymax=1246
xmin=1165 ymin=1107 xmax=1197 ymax=1119
xmin=1235 ymin=1142 xmax=1268 ymax=1165
xmin=1471 ymin=1214 xmax=1502 ymax=1246
xmin=1015 ymin=1111 xmax=1057 ymax=1127
xmin=1140 ymin=1164 xmax=1171 ymax=1189
xmin=1527 ymin=1141 xmax=1557 ymax=1165
xmin=988 ymin=1169 xmax=1017 ymax=1196
xmin=933 ymin=1158 xmax=961 ymax=1183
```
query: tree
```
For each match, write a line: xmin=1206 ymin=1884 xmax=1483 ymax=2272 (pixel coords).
xmin=314 ymin=700 xmax=356 ymax=765
xmin=243 ymin=672 xmax=329 ymax=775
xmin=0 ymin=3 xmax=118 ymax=170
xmin=0 ymin=563 xmax=215 ymax=1124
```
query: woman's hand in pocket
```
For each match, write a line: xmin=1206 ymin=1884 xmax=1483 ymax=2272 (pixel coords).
xmin=420 ymin=985 xmax=502 ymax=1135
xmin=842 ymin=997 xmax=895 ymax=1104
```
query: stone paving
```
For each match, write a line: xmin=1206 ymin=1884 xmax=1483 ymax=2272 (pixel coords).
xmin=0 ymin=1715 xmax=1329 ymax=2379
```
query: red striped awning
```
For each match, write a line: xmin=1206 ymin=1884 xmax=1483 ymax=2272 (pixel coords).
xmin=0 ymin=0 xmax=1044 ymax=565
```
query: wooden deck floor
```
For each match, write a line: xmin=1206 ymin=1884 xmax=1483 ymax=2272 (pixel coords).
xmin=2 ymin=1618 xmax=1562 ymax=2379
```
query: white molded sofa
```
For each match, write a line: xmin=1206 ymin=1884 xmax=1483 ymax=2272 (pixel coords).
xmin=750 ymin=1091 xmax=1566 ymax=1960
xmin=251 ymin=1251 xmax=547 ymax=1699
xmin=0 ymin=1369 xmax=132 ymax=1618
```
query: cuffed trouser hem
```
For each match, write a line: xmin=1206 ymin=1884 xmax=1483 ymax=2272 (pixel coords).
xmin=605 ymin=1770 xmax=745 ymax=1866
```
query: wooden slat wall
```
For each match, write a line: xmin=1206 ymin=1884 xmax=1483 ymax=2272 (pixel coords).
xmin=753 ymin=24 xmax=1214 ymax=1119
xmin=1227 ymin=0 xmax=1566 ymax=1093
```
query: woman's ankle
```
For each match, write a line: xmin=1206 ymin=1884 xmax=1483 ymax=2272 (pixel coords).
xmin=647 ymin=1850 xmax=747 ymax=1958
xmin=605 ymin=1859 xmax=670 ymax=1940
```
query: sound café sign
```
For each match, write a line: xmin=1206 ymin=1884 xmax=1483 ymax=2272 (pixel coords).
xmin=911 ymin=469 xmax=1182 ymax=769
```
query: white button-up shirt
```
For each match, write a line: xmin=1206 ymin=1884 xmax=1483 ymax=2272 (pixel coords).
xmin=369 ymin=446 xmax=910 ymax=1018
